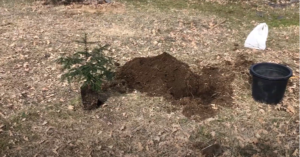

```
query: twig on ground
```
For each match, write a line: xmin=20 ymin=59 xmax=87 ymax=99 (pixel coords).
xmin=209 ymin=20 xmax=227 ymax=30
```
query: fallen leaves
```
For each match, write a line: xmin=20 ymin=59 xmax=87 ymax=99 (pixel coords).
xmin=250 ymin=137 xmax=258 ymax=144
xmin=211 ymin=104 xmax=218 ymax=110
xmin=137 ymin=142 xmax=143 ymax=151
xmin=292 ymin=149 xmax=299 ymax=156
xmin=122 ymin=112 xmax=127 ymax=118
xmin=251 ymin=154 xmax=261 ymax=157
xmin=68 ymin=105 xmax=74 ymax=110
xmin=275 ymin=103 xmax=296 ymax=114
xmin=286 ymin=105 xmax=296 ymax=114
xmin=52 ymin=145 xmax=59 ymax=155
xmin=42 ymin=121 xmax=48 ymax=126
xmin=23 ymin=136 xmax=29 ymax=141
xmin=0 ymin=123 xmax=4 ymax=133
xmin=120 ymin=125 xmax=126 ymax=131
xmin=277 ymin=133 xmax=285 ymax=137
xmin=258 ymin=109 xmax=265 ymax=113
xmin=258 ymin=129 xmax=268 ymax=135
xmin=41 ymin=87 xmax=49 ymax=92
xmin=210 ymin=131 xmax=215 ymax=137
xmin=9 ymin=130 xmax=13 ymax=136
xmin=255 ymin=133 xmax=261 ymax=138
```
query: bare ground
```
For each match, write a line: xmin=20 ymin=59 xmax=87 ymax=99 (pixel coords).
xmin=0 ymin=1 xmax=299 ymax=156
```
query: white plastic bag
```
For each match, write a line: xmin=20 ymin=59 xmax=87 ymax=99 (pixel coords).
xmin=244 ymin=23 xmax=268 ymax=50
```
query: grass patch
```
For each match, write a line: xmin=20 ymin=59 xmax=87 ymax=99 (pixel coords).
xmin=190 ymin=126 xmax=213 ymax=142
xmin=0 ymin=134 xmax=12 ymax=153
xmin=122 ymin=0 xmax=299 ymax=27
xmin=193 ymin=2 xmax=299 ymax=28
xmin=0 ymin=0 xmax=36 ymax=7
xmin=266 ymin=13 xmax=299 ymax=27
xmin=9 ymin=111 xmax=40 ymax=132
xmin=0 ymin=111 xmax=41 ymax=154
xmin=0 ymin=117 xmax=12 ymax=153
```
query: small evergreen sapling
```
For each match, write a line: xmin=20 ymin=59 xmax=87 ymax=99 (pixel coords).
xmin=56 ymin=34 xmax=115 ymax=92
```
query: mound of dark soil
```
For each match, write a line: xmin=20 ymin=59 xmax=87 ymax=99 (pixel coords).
xmin=116 ymin=52 xmax=199 ymax=99
xmin=116 ymin=52 xmax=234 ymax=119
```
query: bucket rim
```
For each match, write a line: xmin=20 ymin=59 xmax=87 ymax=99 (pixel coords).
xmin=250 ymin=62 xmax=293 ymax=80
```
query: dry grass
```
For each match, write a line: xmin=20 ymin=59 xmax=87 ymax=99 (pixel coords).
xmin=0 ymin=0 xmax=299 ymax=156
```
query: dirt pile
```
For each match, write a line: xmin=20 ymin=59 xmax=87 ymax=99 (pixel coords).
xmin=116 ymin=52 xmax=234 ymax=119
xmin=116 ymin=52 xmax=200 ymax=99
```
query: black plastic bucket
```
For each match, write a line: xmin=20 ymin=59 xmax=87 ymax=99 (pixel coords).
xmin=250 ymin=63 xmax=293 ymax=104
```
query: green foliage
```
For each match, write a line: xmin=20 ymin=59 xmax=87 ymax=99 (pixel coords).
xmin=56 ymin=34 xmax=115 ymax=92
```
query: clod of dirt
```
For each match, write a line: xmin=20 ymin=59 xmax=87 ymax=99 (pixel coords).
xmin=116 ymin=52 xmax=234 ymax=120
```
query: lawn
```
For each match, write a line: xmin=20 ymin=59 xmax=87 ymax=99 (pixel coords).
xmin=0 ymin=0 xmax=299 ymax=156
